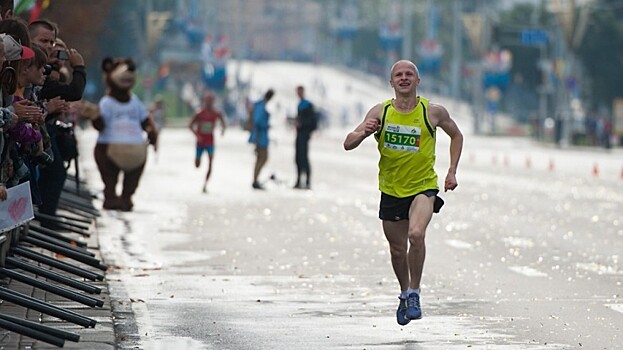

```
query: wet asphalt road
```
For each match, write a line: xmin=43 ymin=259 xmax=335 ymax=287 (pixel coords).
xmin=78 ymin=123 xmax=623 ymax=350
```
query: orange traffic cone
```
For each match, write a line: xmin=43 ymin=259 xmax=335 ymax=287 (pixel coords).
xmin=592 ymin=162 xmax=599 ymax=177
xmin=548 ymin=159 xmax=555 ymax=172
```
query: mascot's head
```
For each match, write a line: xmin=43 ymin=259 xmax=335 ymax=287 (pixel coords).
xmin=101 ymin=57 xmax=136 ymax=103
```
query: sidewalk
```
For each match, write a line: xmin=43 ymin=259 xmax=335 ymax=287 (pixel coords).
xmin=0 ymin=183 xmax=116 ymax=349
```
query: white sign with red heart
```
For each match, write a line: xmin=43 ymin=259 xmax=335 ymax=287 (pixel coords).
xmin=0 ymin=182 xmax=34 ymax=233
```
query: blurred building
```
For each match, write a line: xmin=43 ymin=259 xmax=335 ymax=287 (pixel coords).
xmin=496 ymin=0 xmax=591 ymax=10
xmin=200 ymin=0 xmax=322 ymax=61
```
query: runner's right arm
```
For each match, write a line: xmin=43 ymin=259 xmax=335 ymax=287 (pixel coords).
xmin=343 ymin=103 xmax=381 ymax=151
xmin=188 ymin=114 xmax=199 ymax=136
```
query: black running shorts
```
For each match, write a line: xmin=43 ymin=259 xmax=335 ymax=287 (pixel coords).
xmin=379 ymin=190 xmax=444 ymax=221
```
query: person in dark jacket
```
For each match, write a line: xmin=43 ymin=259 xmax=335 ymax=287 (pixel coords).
xmin=293 ymin=86 xmax=316 ymax=189
xmin=29 ymin=19 xmax=85 ymax=221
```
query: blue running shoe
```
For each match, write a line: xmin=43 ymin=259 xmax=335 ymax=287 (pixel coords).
xmin=396 ymin=296 xmax=410 ymax=325
xmin=406 ymin=292 xmax=422 ymax=320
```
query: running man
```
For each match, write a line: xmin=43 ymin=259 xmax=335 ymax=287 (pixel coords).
xmin=343 ymin=60 xmax=463 ymax=325
xmin=189 ymin=91 xmax=226 ymax=193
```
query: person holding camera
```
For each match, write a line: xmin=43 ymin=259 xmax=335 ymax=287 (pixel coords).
xmin=28 ymin=19 xmax=85 ymax=221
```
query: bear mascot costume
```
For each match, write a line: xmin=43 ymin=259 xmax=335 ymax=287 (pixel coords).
xmin=86 ymin=57 xmax=158 ymax=211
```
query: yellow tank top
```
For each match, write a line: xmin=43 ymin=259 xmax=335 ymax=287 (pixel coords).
xmin=374 ymin=97 xmax=438 ymax=197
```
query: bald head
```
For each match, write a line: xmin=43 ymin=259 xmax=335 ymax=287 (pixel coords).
xmin=390 ymin=60 xmax=419 ymax=78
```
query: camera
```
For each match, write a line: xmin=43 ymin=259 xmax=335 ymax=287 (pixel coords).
xmin=55 ymin=50 xmax=69 ymax=60
xmin=43 ymin=64 xmax=61 ymax=76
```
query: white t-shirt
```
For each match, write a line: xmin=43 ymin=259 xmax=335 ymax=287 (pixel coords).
xmin=97 ymin=95 xmax=148 ymax=144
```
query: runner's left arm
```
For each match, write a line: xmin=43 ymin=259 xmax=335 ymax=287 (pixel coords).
xmin=431 ymin=104 xmax=463 ymax=192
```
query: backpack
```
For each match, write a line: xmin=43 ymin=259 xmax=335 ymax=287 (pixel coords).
xmin=56 ymin=121 xmax=78 ymax=165
xmin=301 ymin=103 xmax=318 ymax=132
xmin=55 ymin=120 xmax=81 ymax=192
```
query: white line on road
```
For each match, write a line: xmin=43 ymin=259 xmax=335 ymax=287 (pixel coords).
xmin=605 ymin=304 xmax=623 ymax=314
xmin=508 ymin=265 xmax=548 ymax=277
xmin=445 ymin=239 xmax=473 ymax=250
xmin=576 ymin=262 xmax=623 ymax=275
xmin=503 ymin=236 xmax=534 ymax=248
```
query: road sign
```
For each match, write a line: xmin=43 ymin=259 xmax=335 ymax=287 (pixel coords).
xmin=520 ymin=29 xmax=548 ymax=46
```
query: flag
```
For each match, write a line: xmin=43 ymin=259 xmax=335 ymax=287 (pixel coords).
xmin=29 ymin=0 xmax=51 ymax=22
xmin=13 ymin=0 xmax=36 ymax=15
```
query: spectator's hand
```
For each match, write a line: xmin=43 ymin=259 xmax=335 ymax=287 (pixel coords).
xmin=13 ymin=99 xmax=44 ymax=123
xmin=67 ymin=48 xmax=85 ymax=67
xmin=0 ymin=183 xmax=7 ymax=201
xmin=50 ymin=70 xmax=61 ymax=81
xmin=69 ymin=101 xmax=79 ymax=113
xmin=45 ymin=97 xmax=70 ymax=115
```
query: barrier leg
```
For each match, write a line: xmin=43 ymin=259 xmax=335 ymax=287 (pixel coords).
xmin=25 ymin=232 xmax=94 ymax=257
xmin=21 ymin=237 xmax=107 ymax=270
xmin=0 ymin=317 xmax=65 ymax=347
xmin=0 ymin=313 xmax=80 ymax=342
xmin=5 ymin=257 xmax=101 ymax=294
xmin=0 ymin=268 xmax=104 ymax=307
xmin=28 ymin=224 xmax=88 ymax=248
xmin=11 ymin=248 xmax=103 ymax=281
xmin=0 ymin=287 xmax=97 ymax=328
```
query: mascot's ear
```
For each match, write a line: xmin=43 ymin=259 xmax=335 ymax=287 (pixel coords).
xmin=101 ymin=57 xmax=114 ymax=72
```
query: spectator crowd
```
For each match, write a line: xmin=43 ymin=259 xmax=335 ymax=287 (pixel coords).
xmin=0 ymin=0 xmax=86 ymax=228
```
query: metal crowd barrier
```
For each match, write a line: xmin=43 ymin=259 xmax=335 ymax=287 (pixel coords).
xmin=0 ymin=175 xmax=106 ymax=347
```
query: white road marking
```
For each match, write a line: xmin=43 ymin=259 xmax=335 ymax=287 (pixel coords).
xmin=508 ymin=265 xmax=548 ymax=277
xmin=576 ymin=262 xmax=623 ymax=275
xmin=605 ymin=304 xmax=623 ymax=314
xmin=503 ymin=236 xmax=534 ymax=248
xmin=445 ymin=239 xmax=473 ymax=250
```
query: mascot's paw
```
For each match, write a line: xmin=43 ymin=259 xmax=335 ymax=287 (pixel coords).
xmin=148 ymin=130 xmax=158 ymax=146
xmin=78 ymin=101 xmax=101 ymax=120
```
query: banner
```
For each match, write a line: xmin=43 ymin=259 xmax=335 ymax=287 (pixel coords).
xmin=0 ymin=182 xmax=34 ymax=233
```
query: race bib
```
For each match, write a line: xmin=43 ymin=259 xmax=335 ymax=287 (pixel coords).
xmin=382 ymin=123 xmax=421 ymax=153
xmin=200 ymin=122 xmax=214 ymax=133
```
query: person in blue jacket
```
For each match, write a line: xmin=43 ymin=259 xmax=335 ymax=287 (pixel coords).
xmin=248 ymin=89 xmax=274 ymax=189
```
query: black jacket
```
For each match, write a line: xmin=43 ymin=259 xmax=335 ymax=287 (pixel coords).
xmin=39 ymin=66 xmax=86 ymax=102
